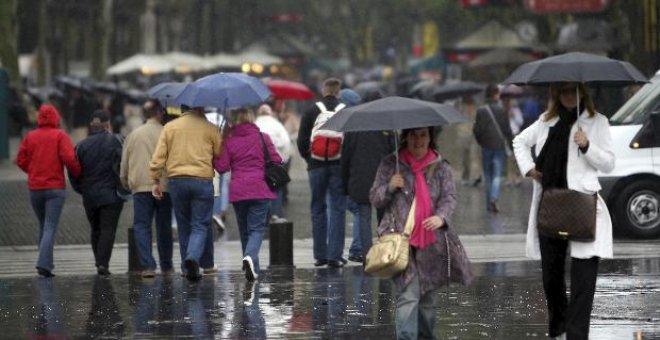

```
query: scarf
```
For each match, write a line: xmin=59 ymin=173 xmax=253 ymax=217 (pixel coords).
xmin=399 ymin=148 xmax=438 ymax=248
xmin=535 ymin=105 xmax=578 ymax=189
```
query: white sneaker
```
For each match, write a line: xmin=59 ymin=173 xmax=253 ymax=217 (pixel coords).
xmin=242 ymin=256 xmax=258 ymax=281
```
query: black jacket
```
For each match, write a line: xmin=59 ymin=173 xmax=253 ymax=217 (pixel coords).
xmin=72 ymin=129 xmax=124 ymax=209
xmin=297 ymin=95 xmax=342 ymax=170
xmin=473 ymin=101 xmax=514 ymax=150
xmin=341 ymin=130 xmax=395 ymax=204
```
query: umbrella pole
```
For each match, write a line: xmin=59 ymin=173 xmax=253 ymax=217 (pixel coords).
xmin=577 ymin=86 xmax=581 ymax=157
xmin=395 ymin=130 xmax=400 ymax=173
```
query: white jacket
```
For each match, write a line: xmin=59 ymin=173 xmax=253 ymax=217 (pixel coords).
xmin=513 ymin=110 xmax=615 ymax=259
xmin=256 ymin=115 xmax=292 ymax=162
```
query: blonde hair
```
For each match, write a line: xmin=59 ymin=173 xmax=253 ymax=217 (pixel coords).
xmin=545 ymin=83 xmax=596 ymax=121
xmin=230 ymin=107 xmax=255 ymax=125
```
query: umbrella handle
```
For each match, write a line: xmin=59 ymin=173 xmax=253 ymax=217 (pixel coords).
xmin=395 ymin=130 xmax=400 ymax=174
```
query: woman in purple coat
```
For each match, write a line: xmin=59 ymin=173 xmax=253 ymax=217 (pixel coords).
xmin=214 ymin=107 xmax=282 ymax=281
xmin=370 ymin=126 xmax=473 ymax=339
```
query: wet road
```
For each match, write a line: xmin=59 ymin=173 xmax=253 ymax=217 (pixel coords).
xmin=1 ymin=259 xmax=659 ymax=339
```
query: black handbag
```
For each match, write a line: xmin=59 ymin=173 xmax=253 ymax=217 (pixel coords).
xmin=537 ymin=188 xmax=597 ymax=242
xmin=259 ymin=133 xmax=290 ymax=190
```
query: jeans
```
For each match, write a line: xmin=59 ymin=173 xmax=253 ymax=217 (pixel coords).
xmin=168 ymin=178 xmax=214 ymax=272
xmin=132 ymin=192 xmax=173 ymax=271
xmin=29 ymin=189 xmax=66 ymax=272
xmin=481 ymin=148 xmax=507 ymax=206
xmin=84 ymin=202 xmax=124 ymax=268
xmin=199 ymin=225 xmax=214 ymax=269
xmin=395 ymin=274 xmax=438 ymax=340
xmin=270 ymin=187 xmax=285 ymax=217
xmin=233 ymin=199 xmax=270 ymax=274
xmin=308 ymin=165 xmax=347 ymax=262
xmin=347 ymin=198 xmax=373 ymax=258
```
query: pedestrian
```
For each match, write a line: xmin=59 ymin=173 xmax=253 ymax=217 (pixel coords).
xmin=255 ymin=103 xmax=291 ymax=222
xmin=513 ymin=82 xmax=615 ymax=340
xmin=296 ymin=77 xmax=348 ymax=268
xmin=214 ymin=107 xmax=282 ymax=281
xmin=473 ymin=84 xmax=514 ymax=213
xmin=340 ymin=89 xmax=395 ymax=263
xmin=16 ymin=104 xmax=81 ymax=278
xmin=369 ymin=126 xmax=473 ymax=339
xmin=150 ymin=105 xmax=222 ymax=281
xmin=120 ymin=99 xmax=173 ymax=278
xmin=502 ymin=94 xmax=524 ymax=187
xmin=72 ymin=110 xmax=125 ymax=276
xmin=455 ymin=94 xmax=480 ymax=185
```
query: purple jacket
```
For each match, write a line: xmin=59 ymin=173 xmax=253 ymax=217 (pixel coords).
xmin=214 ymin=123 xmax=282 ymax=202
xmin=369 ymin=153 xmax=473 ymax=294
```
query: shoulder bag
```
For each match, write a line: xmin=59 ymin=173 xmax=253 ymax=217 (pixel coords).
xmin=537 ymin=188 xmax=597 ymax=242
xmin=259 ymin=133 xmax=290 ymax=190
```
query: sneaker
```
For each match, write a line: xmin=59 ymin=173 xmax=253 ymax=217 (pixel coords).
xmin=36 ymin=267 xmax=55 ymax=278
xmin=242 ymin=256 xmax=258 ymax=281
xmin=97 ymin=266 xmax=111 ymax=276
xmin=348 ymin=255 xmax=364 ymax=263
xmin=203 ymin=265 xmax=219 ymax=275
xmin=141 ymin=270 xmax=156 ymax=278
xmin=184 ymin=259 xmax=201 ymax=281
xmin=212 ymin=215 xmax=225 ymax=234
xmin=488 ymin=200 xmax=500 ymax=213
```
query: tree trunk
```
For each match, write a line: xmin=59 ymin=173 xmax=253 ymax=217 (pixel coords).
xmin=91 ymin=0 xmax=114 ymax=80
xmin=35 ymin=0 xmax=48 ymax=86
xmin=0 ymin=0 xmax=21 ymax=90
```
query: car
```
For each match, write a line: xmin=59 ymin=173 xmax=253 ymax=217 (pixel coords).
xmin=599 ymin=74 xmax=660 ymax=238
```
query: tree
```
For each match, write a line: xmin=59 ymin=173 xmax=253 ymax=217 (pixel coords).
xmin=0 ymin=0 xmax=21 ymax=90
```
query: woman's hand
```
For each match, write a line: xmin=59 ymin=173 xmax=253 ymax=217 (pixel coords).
xmin=574 ymin=127 xmax=589 ymax=148
xmin=422 ymin=215 xmax=445 ymax=230
xmin=388 ymin=173 xmax=404 ymax=192
xmin=152 ymin=183 xmax=163 ymax=200
xmin=527 ymin=169 xmax=543 ymax=182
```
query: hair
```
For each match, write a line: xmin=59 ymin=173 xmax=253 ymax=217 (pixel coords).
xmin=400 ymin=126 xmax=436 ymax=150
xmin=230 ymin=107 xmax=255 ymax=125
xmin=485 ymin=83 xmax=499 ymax=99
xmin=143 ymin=99 xmax=162 ymax=119
xmin=257 ymin=104 xmax=273 ymax=117
xmin=544 ymin=82 xmax=595 ymax=121
xmin=363 ymin=89 xmax=384 ymax=103
xmin=322 ymin=78 xmax=342 ymax=97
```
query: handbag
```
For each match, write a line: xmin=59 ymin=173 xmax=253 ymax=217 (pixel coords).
xmin=537 ymin=188 xmax=597 ymax=242
xmin=259 ymin=133 xmax=290 ymax=190
xmin=483 ymin=104 xmax=513 ymax=157
xmin=364 ymin=199 xmax=417 ymax=278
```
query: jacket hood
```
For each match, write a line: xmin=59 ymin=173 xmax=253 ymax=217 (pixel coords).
xmin=37 ymin=104 xmax=61 ymax=128
xmin=232 ymin=122 xmax=259 ymax=136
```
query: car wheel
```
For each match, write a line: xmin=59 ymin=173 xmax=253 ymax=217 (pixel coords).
xmin=614 ymin=180 xmax=660 ymax=238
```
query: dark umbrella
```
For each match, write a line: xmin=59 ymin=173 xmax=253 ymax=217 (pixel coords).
xmin=146 ymin=82 xmax=188 ymax=106
xmin=408 ymin=79 xmax=439 ymax=100
xmin=431 ymin=81 xmax=484 ymax=102
xmin=353 ymin=81 xmax=384 ymax=98
xmin=320 ymin=96 xmax=468 ymax=172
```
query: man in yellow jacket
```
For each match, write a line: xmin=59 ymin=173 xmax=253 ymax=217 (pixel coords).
xmin=150 ymin=105 xmax=222 ymax=281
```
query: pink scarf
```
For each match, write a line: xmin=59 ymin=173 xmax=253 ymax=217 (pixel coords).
xmin=399 ymin=148 xmax=438 ymax=248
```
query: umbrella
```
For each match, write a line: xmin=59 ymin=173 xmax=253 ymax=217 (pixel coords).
xmin=499 ymin=84 xmax=525 ymax=97
xmin=468 ymin=48 xmax=535 ymax=68
xmin=502 ymin=52 xmax=647 ymax=87
xmin=353 ymin=81 xmax=384 ymax=98
xmin=262 ymin=78 xmax=314 ymax=100
xmin=173 ymin=72 xmax=271 ymax=109
xmin=431 ymin=81 xmax=484 ymax=102
xmin=408 ymin=79 xmax=438 ymax=99
xmin=106 ymin=54 xmax=174 ymax=75
xmin=146 ymin=82 xmax=188 ymax=106
xmin=321 ymin=96 xmax=468 ymax=172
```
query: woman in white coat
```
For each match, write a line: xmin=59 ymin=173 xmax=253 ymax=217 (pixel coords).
xmin=513 ymin=82 xmax=615 ymax=340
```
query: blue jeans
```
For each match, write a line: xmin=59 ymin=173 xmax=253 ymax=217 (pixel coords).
xmin=395 ymin=275 xmax=438 ymax=339
xmin=233 ymin=199 xmax=270 ymax=274
xmin=132 ymin=192 xmax=173 ymax=271
xmin=270 ymin=187 xmax=285 ymax=217
xmin=168 ymin=178 xmax=214 ymax=271
xmin=481 ymin=148 xmax=507 ymax=207
xmin=29 ymin=189 xmax=65 ymax=272
xmin=308 ymin=165 xmax=347 ymax=262
xmin=347 ymin=199 xmax=373 ymax=258
xmin=199 ymin=225 xmax=214 ymax=269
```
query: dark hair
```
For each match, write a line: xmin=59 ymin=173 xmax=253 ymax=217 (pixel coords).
xmin=400 ymin=126 xmax=436 ymax=150
xmin=143 ymin=99 xmax=162 ymax=119
xmin=485 ymin=83 xmax=499 ymax=99
xmin=323 ymin=78 xmax=342 ymax=96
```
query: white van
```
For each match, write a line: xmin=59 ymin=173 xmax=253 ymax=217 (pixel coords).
xmin=599 ymin=74 xmax=660 ymax=238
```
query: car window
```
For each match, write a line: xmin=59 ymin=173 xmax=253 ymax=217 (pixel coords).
xmin=611 ymin=77 xmax=660 ymax=125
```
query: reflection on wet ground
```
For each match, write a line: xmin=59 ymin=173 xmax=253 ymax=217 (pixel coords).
xmin=0 ymin=258 xmax=659 ymax=339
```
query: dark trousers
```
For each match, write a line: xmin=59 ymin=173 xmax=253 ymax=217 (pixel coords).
xmin=85 ymin=202 xmax=124 ymax=268
xmin=539 ymin=234 xmax=599 ymax=340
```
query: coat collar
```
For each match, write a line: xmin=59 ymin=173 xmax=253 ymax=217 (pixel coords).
xmin=540 ymin=109 xmax=598 ymax=127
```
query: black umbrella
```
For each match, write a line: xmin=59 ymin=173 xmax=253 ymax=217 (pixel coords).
xmin=353 ymin=81 xmax=384 ymax=98
xmin=502 ymin=52 xmax=647 ymax=86
xmin=431 ymin=81 xmax=484 ymax=102
xmin=321 ymin=96 xmax=468 ymax=171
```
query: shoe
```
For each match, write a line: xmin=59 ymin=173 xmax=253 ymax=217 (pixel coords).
xmin=243 ymin=256 xmax=258 ymax=281
xmin=314 ymin=259 xmax=328 ymax=267
xmin=348 ymin=255 xmax=364 ymax=263
xmin=327 ymin=259 xmax=345 ymax=268
xmin=97 ymin=266 xmax=111 ymax=276
xmin=489 ymin=201 xmax=499 ymax=213
xmin=212 ymin=215 xmax=225 ymax=235
xmin=203 ymin=265 xmax=219 ymax=275
xmin=340 ymin=257 xmax=348 ymax=265
xmin=36 ymin=267 xmax=55 ymax=278
xmin=184 ymin=259 xmax=201 ymax=281
xmin=141 ymin=270 xmax=156 ymax=278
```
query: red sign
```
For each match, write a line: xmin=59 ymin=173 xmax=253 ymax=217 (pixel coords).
xmin=460 ymin=0 xmax=489 ymax=8
xmin=524 ymin=0 xmax=610 ymax=13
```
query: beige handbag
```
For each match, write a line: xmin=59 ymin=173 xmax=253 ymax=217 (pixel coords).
xmin=364 ymin=199 xmax=416 ymax=278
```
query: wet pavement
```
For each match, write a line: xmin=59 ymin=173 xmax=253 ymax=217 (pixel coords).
xmin=1 ymin=259 xmax=659 ymax=339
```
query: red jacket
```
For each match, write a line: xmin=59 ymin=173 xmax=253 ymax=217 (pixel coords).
xmin=16 ymin=104 xmax=81 ymax=190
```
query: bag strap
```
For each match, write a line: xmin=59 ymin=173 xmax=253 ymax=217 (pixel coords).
xmin=315 ymin=101 xmax=345 ymax=114
xmin=258 ymin=133 xmax=272 ymax=163
xmin=482 ymin=104 xmax=510 ymax=150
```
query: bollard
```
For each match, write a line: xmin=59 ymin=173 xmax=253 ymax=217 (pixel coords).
xmin=127 ymin=227 xmax=142 ymax=273
xmin=268 ymin=220 xmax=294 ymax=268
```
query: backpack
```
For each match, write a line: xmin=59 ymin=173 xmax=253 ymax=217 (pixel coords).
xmin=310 ymin=102 xmax=345 ymax=161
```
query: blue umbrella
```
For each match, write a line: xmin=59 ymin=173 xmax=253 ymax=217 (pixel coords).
xmin=145 ymin=82 xmax=188 ymax=106
xmin=173 ymin=72 xmax=271 ymax=109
